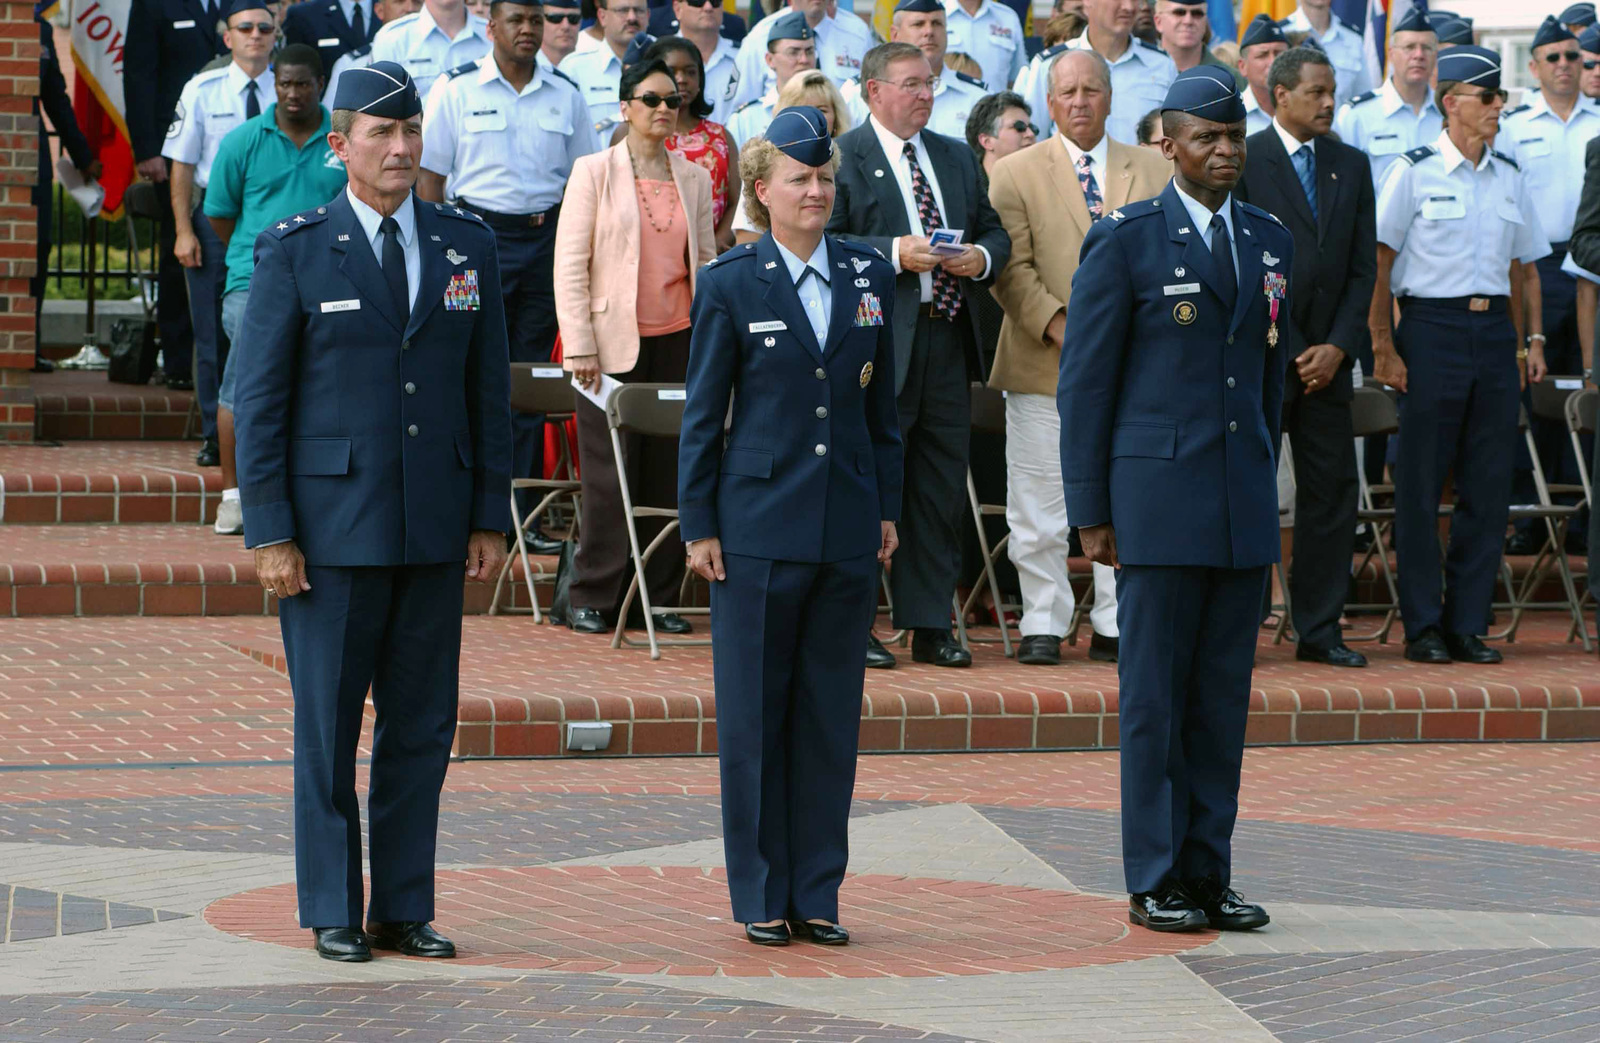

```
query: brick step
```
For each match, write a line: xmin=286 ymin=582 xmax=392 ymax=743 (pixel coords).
xmin=31 ymin=369 xmax=195 ymax=442
xmin=2 ymin=442 xmax=221 ymax=524
xmin=0 ymin=523 xmax=558 ymax=617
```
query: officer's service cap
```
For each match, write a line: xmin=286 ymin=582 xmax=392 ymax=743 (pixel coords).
xmin=1561 ymin=3 xmax=1597 ymax=28
xmin=1435 ymin=17 xmax=1474 ymax=46
xmin=766 ymin=105 xmax=833 ymax=167
xmin=222 ymin=0 xmax=273 ymax=18
xmin=1435 ymin=44 xmax=1501 ymax=87
xmin=1532 ymin=14 xmax=1578 ymax=50
xmin=893 ymin=0 xmax=943 ymax=13
xmin=332 ymin=60 xmax=423 ymax=118
xmin=1389 ymin=7 xmax=1433 ymax=35
xmin=768 ymin=9 xmax=814 ymax=45
xmin=1582 ymin=24 xmax=1600 ymax=51
xmin=623 ymin=30 xmax=656 ymax=64
xmin=1238 ymin=14 xmax=1286 ymax=51
xmin=1162 ymin=65 xmax=1245 ymax=123
xmin=1426 ymin=8 xmax=1460 ymax=20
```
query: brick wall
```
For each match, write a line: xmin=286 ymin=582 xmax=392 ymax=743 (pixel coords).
xmin=0 ymin=0 xmax=37 ymax=441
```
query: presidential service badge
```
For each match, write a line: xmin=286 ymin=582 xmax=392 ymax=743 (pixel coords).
xmin=1173 ymin=300 xmax=1197 ymax=325
xmin=860 ymin=361 xmax=873 ymax=388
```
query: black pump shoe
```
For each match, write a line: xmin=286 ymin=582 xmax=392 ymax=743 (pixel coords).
xmin=788 ymin=920 xmax=850 ymax=945
xmin=744 ymin=922 xmax=791 ymax=946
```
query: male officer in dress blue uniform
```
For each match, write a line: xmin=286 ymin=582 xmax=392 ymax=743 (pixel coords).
xmin=679 ymin=108 xmax=901 ymax=947
xmin=233 ymin=61 xmax=511 ymax=963
xmin=420 ymin=0 xmax=600 ymax=550
xmin=1060 ymin=66 xmax=1288 ymax=934
xmin=284 ymin=0 xmax=383 ymax=77
xmin=1333 ymin=8 xmax=1440 ymax=189
xmin=840 ymin=0 xmax=989 ymax=139
xmin=1370 ymin=46 xmax=1551 ymax=666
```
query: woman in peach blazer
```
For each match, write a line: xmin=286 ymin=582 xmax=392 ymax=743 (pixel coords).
xmin=555 ymin=58 xmax=717 ymax=636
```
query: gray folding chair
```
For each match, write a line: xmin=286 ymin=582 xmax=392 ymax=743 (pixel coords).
xmin=490 ymin=364 xmax=582 ymax=621
xmin=1565 ymin=388 xmax=1597 ymax=646
xmin=1346 ymin=386 xmax=1403 ymax=642
xmin=958 ymin=384 xmax=1016 ymax=657
xmin=606 ymin=382 xmax=708 ymax=659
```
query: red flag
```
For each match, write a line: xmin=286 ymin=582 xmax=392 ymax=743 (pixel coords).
xmin=69 ymin=76 xmax=133 ymax=219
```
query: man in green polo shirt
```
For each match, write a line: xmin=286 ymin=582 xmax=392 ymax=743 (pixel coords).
xmin=205 ymin=43 xmax=348 ymax=536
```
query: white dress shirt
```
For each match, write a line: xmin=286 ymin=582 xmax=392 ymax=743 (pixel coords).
xmin=368 ymin=7 xmax=490 ymax=101
xmin=774 ymin=235 xmax=832 ymax=348
xmin=869 ymin=116 xmax=992 ymax=301
xmin=1173 ymin=179 xmax=1239 ymax=282
xmin=1334 ymin=78 xmax=1443 ymax=189
xmin=1060 ymin=132 xmax=1108 ymax=184
xmin=1498 ymin=92 xmax=1600 ymax=244
xmin=163 ymin=62 xmax=274 ymax=186
xmin=346 ymin=187 xmax=420 ymax=312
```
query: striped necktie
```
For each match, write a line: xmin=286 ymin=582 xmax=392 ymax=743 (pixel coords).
xmin=1292 ymin=142 xmax=1318 ymax=225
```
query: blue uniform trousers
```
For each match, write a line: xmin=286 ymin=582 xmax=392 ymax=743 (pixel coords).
xmin=492 ymin=214 xmax=560 ymax=516
xmin=152 ymin=169 xmax=193 ymax=381
xmin=279 ymin=562 xmax=465 ymax=928
xmin=184 ymin=206 xmax=228 ymax=440
xmin=1116 ymin=563 xmax=1266 ymax=896
xmin=1393 ymin=300 xmax=1520 ymax=639
xmin=711 ymin=550 xmax=878 ymax=924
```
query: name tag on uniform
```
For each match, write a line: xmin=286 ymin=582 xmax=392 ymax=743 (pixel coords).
xmin=749 ymin=320 xmax=787 ymax=333
xmin=317 ymin=36 xmax=341 ymax=47
xmin=1369 ymin=134 xmax=1403 ymax=155
xmin=1420 ymin=194 xmax=1466 ymax=221
xmin=173 ymin=18 xmax=196 ymax=27
xmin=465 ymin=109 xmax=507 ymax=133
xmin=320 ymin=299 xmax=361 ymax=313
xmin=1163 ymin=282 xmax=1200 ymax=295
xmin=1517 ymin=136 xmax=1551 ymax=157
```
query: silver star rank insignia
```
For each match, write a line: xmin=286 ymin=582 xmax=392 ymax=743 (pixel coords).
xmin=293 ymin=215 xmax=306 ymax=223
xmin=276 ymin=222 xmax=288 ymax=230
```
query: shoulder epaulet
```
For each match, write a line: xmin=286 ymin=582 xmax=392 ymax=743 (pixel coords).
xmin=1039 ymin=42 xmax=1069 ymax=61
xmin=1501 ymin=103 xmax=1531 ymax=118
xmin=266 ymin=206 xmax=329 ymax=239
xmin=706 ymin=242 xmax=756 ymax=267
xmin=193 ymin=65 xmax=231 ymax=85
xmin=734 ymin=98 xmax=763 ymax=113
xmin=838 ymin=238 xmax=890 ymax=264
xmin=1399 ymin=145 xmax=1438 ymax=166
xmin=1102 ymin=197 xmax=1164 ymax=227
xmin=346 ymin=43 xmax=373 ymax=60
xmin=1237 ymin=200 xmax=1282 ymax=225
xmin=446 ymin=60 xmax=479 ymax=80
xmin=1490 ymin=148 xmax=1519 ymax=171
xmin=1348 ymin=89 xmax=1379 ymax=107
xmin=953 ymin=70 xmax=987 ymax=90
xmin=375 ymin=10 xmax=417 ymax=35
xmin=548 ymin=66 xmax=579 ymax=89
xmin=431 ymin=202 xmax=487 ymax=225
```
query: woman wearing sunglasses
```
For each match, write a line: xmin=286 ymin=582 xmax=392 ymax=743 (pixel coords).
xmin=555 ymin=58 xmax=718 ymax=637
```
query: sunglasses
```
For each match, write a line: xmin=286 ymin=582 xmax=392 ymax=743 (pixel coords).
xmin=1005 ymin=119 xmax=1038 ymax=135
xmin=1449 ymin=87 xmax=1509 ymax=104
xmin=681 ymin=0 xmax=718 ymax=7
xmin=626 ymin=91 xmax=684 ymax=109
xmin=1587 ymin=59 xmax=1600 ymax=70
xmin=544 ymin=11 xmax=581 ymax=22
xmin=229 ymin=20 xmax=276 ymax=33
xmin=1544 ymin=50 xmax=1582 ymax=63
xmin=1166 ymin=7 xmax=1206 ymax=17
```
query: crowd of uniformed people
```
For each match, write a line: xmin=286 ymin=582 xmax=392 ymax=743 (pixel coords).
xmin=77 ymin=0 xmax=1600 ymax=956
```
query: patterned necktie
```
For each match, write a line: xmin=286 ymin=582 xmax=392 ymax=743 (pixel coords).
xmin=1293 ymin=143 xmax=1319 ymax=224
xmin=245 ymin=79 xmax=260 ymax=119
xmin=379 ymin=216 xmax=410 ymax=321
xmin=902 ymin=141 xmax=962 ymax=320
xmin=1075 ymin=153 xmax=1103 ymax=222
xmin=350 ymin=0 xmax=365 ymax=37
xmin=1209 ymin=214 xmax=1237 ymax=307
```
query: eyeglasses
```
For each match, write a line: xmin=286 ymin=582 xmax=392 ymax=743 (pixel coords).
xmin=873 ymin=75 xmax=939 ymax=95
xmin=1544 ymin=50 xmax=1583 ymax=63
xmin=1449 ymin=87 xmax=1509 ymax=104
xmin=1586 ymin=59 xmax=1600 ymax=69
xmin=544 ymin=11 xmax=581 ymax=22
xmin=229 ymin=21 xmax=276 ymax=33
xmin=1005 ymin=119 xmax=1038 ymax=135
xmin=605 ymin=3 xmax=648 ymax=15
xmin=626 ymin=91 xmax=684 ymax=109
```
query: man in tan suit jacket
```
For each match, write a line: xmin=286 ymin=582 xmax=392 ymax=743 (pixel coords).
xmin=989 ymin=48 xmax=1171 ymax=667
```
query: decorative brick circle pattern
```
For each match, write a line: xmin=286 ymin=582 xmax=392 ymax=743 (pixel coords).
xmin=207 ymin=865 xmax=1212 ymax=976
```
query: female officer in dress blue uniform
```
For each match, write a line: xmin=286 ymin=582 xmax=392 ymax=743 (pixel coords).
xmin=678 ymin=107 xmax=904 ymax=948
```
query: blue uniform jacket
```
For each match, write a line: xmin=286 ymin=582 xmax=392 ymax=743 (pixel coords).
xmin=1057 ymin=181 xmax=1292 ymax=569
xmin=233 ymin=192 xmax=513 ymax=565
xmin=283 ymin=0 xmax=382 ymax=86
xmin=123 ymin=0 xmax=226 ymax=161
xmin=678 ymin=233 xmax=903 ymax=563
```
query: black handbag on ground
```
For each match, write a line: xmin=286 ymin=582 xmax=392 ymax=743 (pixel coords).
xmin=547 ymin=540 xmax=578 ymax=626
xmin=106 ymin=317 xmax=159 ymax=385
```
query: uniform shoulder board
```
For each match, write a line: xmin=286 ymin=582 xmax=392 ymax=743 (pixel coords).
xmin=548 ymin=66 xmax=580 ymax=89
xmin=954 ymin=70 xmax=987 ymax=90
xmin=1490 ymin=148 xmax=1519 ymax=171
xmin=1137 ymin=39 xmax=1168 ymax=56
xmin=1237 ymin=200 xmax=1282 ymax=225
xmin=266 ymin=207 xmax=329 ymax=239
xmin=194 ymin=65 xmax=231 ymax=86
xmin=708 ymin=242 xmax=756 ymax=267
xmin=1347 ymin=89 xmax=1379 ymax=107
xmin=374 ymin=10 xmax=417 ymax=35
xmin=734 ymin=98 xmax=763 ymax=113
xmin=433 ymin=202 xmax=486 ymax=224
xmin=446 ymin=60 xmax=479 ymax=80
xmin=1039 ymin=42 xmax=1070 ymax=62
xmin=839 ymin=238 xmax=890 ymax=264
xmin=1400 ymin=145 xmax=1438 ymax=166
xmin=347 ymin=43 xmax=373 ymax=60
xmin=1104 ymin=197 xmax=1164 ymax=226
xmin=1501 ymin=103 xmax=1531 ymax=118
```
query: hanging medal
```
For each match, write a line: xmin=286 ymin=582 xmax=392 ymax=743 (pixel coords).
xmin=1262 ymin=272 xmax=1287 ymax=348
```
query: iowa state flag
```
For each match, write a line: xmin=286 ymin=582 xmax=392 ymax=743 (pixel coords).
xmin=42 ymin=0 xmax=135 ymax=219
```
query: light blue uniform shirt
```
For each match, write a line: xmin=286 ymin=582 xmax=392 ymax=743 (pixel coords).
xmin=1025 ymin=36 xmax=1176 ymax=145
xmin=1280 ymin=7 xmax=1372 ymax=112
xmin=730 ymin=11 xmax=871 ymax=110
xmin=1334 ymin=78 xmax=1443 ymax=190
xmin=726 ymin=91 xmax=777 ymax=148
xmin=703 ymin=36 xmax=742 ymax=125
xmin=368 ymin=7 xmax=490 ymax=101
xmin=1498 ymin=92 xmax=1600 ymax=244
xmin=775 ymin=235 xmax=832 ymax=348
xmin=1242 ymin=86 xmax=1272 ymax=138
xmin=322 ymin=44 xmax=373 ymax=109
xmin=345 ymin=186 xmax=421 ymax=312
xmin=558 ymin=45 xmax=626 ymax=137
xmin=163 ymin=62 xmax=274 ymax=186
xmin=1173 ymin=179 xmax=1239 ymax=283
xmin=942 ymin=0 xmax=1025 ymax=89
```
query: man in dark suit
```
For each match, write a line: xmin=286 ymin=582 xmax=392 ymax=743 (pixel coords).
xmin=1061 ymin=67 xmax=1288 ymax=934
xmin=33 ymin=12 xmax=98 ymax=373
xmin=123 ymin=0 xmax=226 ymax=389
xmin=1233 ymin=44 xmax=1375 ymax=669
xmin=1567 ymin=133 xmax=1600 ymax=635
xmin=232 ymin=62 xmax=511 ymax=964
xmin=827 ymin=40 xmax=1010 ymax=669
xmin=284 ymin=0 xmax=383 ymax=81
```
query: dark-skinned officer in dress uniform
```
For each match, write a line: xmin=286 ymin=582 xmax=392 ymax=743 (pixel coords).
xmin=1059 ymin=66 xmax=1290 ymax=934
xmin=679 ymin=107 xmax=903 ymax=949
xmin=232 ymin=61 xmax=512 ymax=963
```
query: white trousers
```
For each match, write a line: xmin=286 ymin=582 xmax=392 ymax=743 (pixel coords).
xmin=1003 ymin=391 xmax=1119 ymax=638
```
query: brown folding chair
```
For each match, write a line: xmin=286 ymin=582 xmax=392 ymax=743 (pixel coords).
xmin=490 ymin=364 xmax=582 ymax=621
xmin=606 ymin=382 xmax=708 ymax=659
xmin=958 ymin=384 xmax=1016 ymax=657
xmin=1346 ymin=386 xmax=1403 ymax=642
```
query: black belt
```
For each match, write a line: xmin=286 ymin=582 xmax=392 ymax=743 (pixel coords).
xmin=917 ymin=303 xmax=958 ymax=321
xmin=457 ymin=202 xmax=559 ymax=230
xmin=1398 ymin=295 xmax=1509 ymax=314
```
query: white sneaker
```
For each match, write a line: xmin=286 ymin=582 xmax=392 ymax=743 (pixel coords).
xmin=213 ymin=498 xmax=243 ymax=535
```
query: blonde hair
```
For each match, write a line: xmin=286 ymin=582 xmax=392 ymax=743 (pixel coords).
xmin=944 ymin=51 xmax=982 ymax=81
xmin=1042 ymin=11 xmax=1086 ymax=47
xmin=739 ymin=137 xmax=842 ymax=233
xmin=776 ymin=71 xmax=853 ymax=136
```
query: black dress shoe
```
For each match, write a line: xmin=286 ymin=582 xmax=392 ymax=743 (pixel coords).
xmin=195 ymin=437 xmax=220 ymax=468
xmin=515 ymin=530 xmax=564 ymax=556
xmin=1128 ymin=884 xmax=1209 ymax=933
xmin=1404 ymin=627 xmax=1451 ymax=664
xmin=1087 ymin=632 xmax=1119 ymax=662
xmin=744 ymin=922 xmax=791 ymax=946
xmin=789 ymin=920 xmax=850 ymax=945
xmin=1505 ymin=528 xmax=1542 ymax=556
xmin=652 ymin=612 xmax=693 ymax=634
xmin=865 ymin=632 xmax=897 ymax=670
xmin=911 ymin=629 xmax=971 ymax=667
xmin=1186 ymin=877 xmax=1270 ymax=931
xmin=1017 ymin=634 xmax=1061 ymax=665
xmin=1296 ymin=642 xmax=1368 ymax=668
xmin=313 ymin=927 xmax=372 ymax=962
xmin=569 ymin=607 xmax=610 ymax=634
xmin=31 ymin=357 xmax=54 ymax=374
xmin=164 ymin=374 xmax=194 ymax=391
xmin=365 ymin=921 xmax=456 ymax=957
xmin=1443 ymin=631 xmax=1502 ymax=664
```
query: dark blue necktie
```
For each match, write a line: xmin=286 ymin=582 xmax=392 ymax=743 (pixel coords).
xmin=379 ymin=216 xmax=409 ymax=322
xmin=245 ymin=79 xmax=260 ymax=119
xmin=1209 ymin=214 xmax=1237 ymax=307
xmin=350 ymin=1 xmax=365 ymax=38
xmin=1293 ymin=143 xmax=1319 ymax=224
